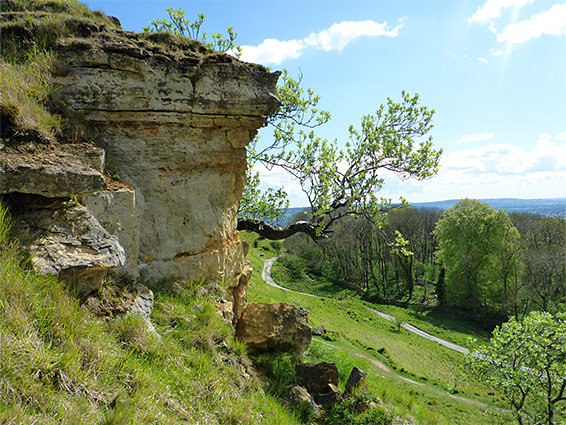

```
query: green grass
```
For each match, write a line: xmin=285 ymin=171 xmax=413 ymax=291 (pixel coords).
xmin=0 ymin=208 xmax=301 ymax=424
xmin=0 ymin=49 xmax=61 ymax=141
xmin=241 ymin=231 xmax=512 ymax=425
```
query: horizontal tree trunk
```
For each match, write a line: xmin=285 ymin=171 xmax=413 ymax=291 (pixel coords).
xmin=237 ymin=217 xmax=324 ymax=241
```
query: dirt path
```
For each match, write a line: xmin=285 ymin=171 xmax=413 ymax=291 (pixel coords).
xmin=262 ymin=257 xmax=469 ymax=354
xmin=262 ymin=257 xmax=492 ymax=409
xmin=262 ymin=257 xmax=321 ymax=298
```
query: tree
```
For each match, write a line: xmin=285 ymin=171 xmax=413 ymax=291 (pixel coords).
xmin=239 ymin=86 xmax=442 ymax=241
xmin=433 ymin=199 xmax=520 ymax=317
xmin=512 ymin=214 xmax=566 ymax=313
xmin=466 ymin=312 xmax=566 ymax=425
xmin=143 ymin=7 xmax=241 ymax=55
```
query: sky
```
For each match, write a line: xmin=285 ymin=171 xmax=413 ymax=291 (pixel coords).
xmin=83 ymin=0 xmax=566 ymax=206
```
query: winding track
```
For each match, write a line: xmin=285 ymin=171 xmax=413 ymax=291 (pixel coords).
xmin=261 ymin=256 xmax=491 ymax=409
xmin=262 ymin=256 xmax=470 ymax=354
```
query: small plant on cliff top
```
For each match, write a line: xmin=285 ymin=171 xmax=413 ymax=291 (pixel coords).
xmin=143 ymin=7 xmax=241 ymax=56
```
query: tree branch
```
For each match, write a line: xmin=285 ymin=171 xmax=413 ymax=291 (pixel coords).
xmin=237 ymin=217 xmax=325 ymax=241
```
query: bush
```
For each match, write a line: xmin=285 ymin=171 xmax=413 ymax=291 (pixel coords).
xmin=280 ymin=255 xmax=306 ymax=281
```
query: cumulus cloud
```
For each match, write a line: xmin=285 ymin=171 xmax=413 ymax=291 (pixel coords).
xmin=304 ymin=20 xmax=400 ymax=52
xmin=457 ymin=132 xmax=494 ymax=144
xmin=468 ymin=0 xmax=534 ymax=24
xmin=468 ymin=1 xmax=566 ymax=49
xmin=477 ymin=57 xmax=488 ymax=63
xmin=378 ymin=132 xmax=566 ymax=202
xmin=496 ymin=3 xmax=566 ymax=45
xmin=240 ymin=20 xmax=402 ymax=65
xmin=239 ymin=39 xmax=306 ymax=66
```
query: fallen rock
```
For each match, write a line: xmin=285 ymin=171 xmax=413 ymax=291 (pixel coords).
xmin=11 ymin=197 xmax=125 ymax=297
xmin=235 ymin=302 xmax=312 ymax=354
xmin=288 ymin=386 xmax=322 ymax=418
xmin=314 ymin=382 xmax=342 ymax=407
xmin=295 ymin=362 xmax=342 ymax=407
xmin=345 ymin=366 xmax=367 ymax=394
xmin=295 ymin=362 xmax=339 ymax=394
xmin=312 ymin=325 xmax=327 ymax=336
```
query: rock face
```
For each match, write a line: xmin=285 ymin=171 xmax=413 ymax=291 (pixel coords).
xmin=0 ymin=141 xmax=106 ymax=198
xmin=235 ymin=302 xmax=312 ymax=353
xmin=84 ymin=187 xmax=139 ymax=278
xmin=54 ymin=38 xmax=280 ymax=319
xmin=11 ymin=200 xmax=125 ymax=297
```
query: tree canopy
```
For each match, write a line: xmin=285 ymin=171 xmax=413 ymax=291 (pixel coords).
xmin=239 ymin=77 xmax=442 ymax=241
xmin=433 ymin=199 xmax=521 ymax=317
xmin=467 ymin=311 xmax=566 ymax=425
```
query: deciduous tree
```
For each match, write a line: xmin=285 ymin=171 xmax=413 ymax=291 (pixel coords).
xmin=467 ymin=312 xmax=566 ymax=425
xmin=433 ymin=199 xmax=520 ymax=317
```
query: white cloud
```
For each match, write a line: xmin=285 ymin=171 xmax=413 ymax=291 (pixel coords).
xmin=477 ymin=57 xmax=488 ymax=63
xmin=491 ymin=48 xmax=505 ymax=56
xmin=304 ymin=20 xmax=401 ymax=52
xmin=457 ymin=132 xmax=494 ymax=144
xmin=380 ymin=132 xmax=566 ymax=202
xmin=497 ymin=3 xmax=566 ymax=45
xmin=240 ymin=39 xmax=305 ymax=65
xmin=240 ymin=20 xmax=402 ymax=65
xmin=254 ymin=163 xmax=308 ymax=207
xmin=255 ymin=132 xmax=566 ymax=206
xmin=468 ymin=0 xmax=534 ymax=24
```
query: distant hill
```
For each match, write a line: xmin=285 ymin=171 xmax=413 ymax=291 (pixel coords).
xmin=280 ymin=198 xmax=566 ymax=224
xmin=410 ymin=198 xmax=566 ymax=217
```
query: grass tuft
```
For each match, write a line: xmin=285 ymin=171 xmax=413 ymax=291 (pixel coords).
xmin=0 ymin=50 xmax=61 ymax=141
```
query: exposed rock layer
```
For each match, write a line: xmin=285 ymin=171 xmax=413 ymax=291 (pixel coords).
xmin=11 ymin=200 xmax=125 ymax=297
xmin=54 ymin=39 xmax=280 ymax=317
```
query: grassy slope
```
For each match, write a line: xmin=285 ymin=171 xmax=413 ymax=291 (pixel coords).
xmin=242 ymin=231 xmax=511 ymax=425
xmin=0 ymin=208 xmax=301 ymax=425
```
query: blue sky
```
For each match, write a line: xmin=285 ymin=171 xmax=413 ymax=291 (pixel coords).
xmin=84 ymin=0 xmax=566 ymax=206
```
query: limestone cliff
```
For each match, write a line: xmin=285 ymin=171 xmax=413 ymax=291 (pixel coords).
xmin=0 ymin=5 xmax=280 ymax=320
xmin=62 ymin=38 xmax=279 ymax=318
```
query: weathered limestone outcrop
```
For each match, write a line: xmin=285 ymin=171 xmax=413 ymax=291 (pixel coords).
xmin=85 ymin=187 xmax=139 ymax=277
xmin=52 ymin=38 xmax=280 ymax=319
xmin=10 ymin=199 xmax=125 ymax=297
xmin=235 ymin=302 xmax=313 ymax=353
xmin=0 ymin=141 xmax=106 ymax=197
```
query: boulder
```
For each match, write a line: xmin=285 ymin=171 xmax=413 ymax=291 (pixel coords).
xmin=235 ymin=302 xmax=312 ymax=354
xmin=295 ymin=362 xmax=342 ymax=407
xmin=314 ymin=383 xmax=342 ymax=407
xmin=345 ymin=366 xmax=367 ymax=394
xmin=312 ymin=325 xmax=327 ymax=336
xmin=295 ymin=362 xmax=339 ymax=395
xmin=288 ymin=386 xmax=322 ymax=418
xmin=11 ymin=198 xmax=125 ymax=297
